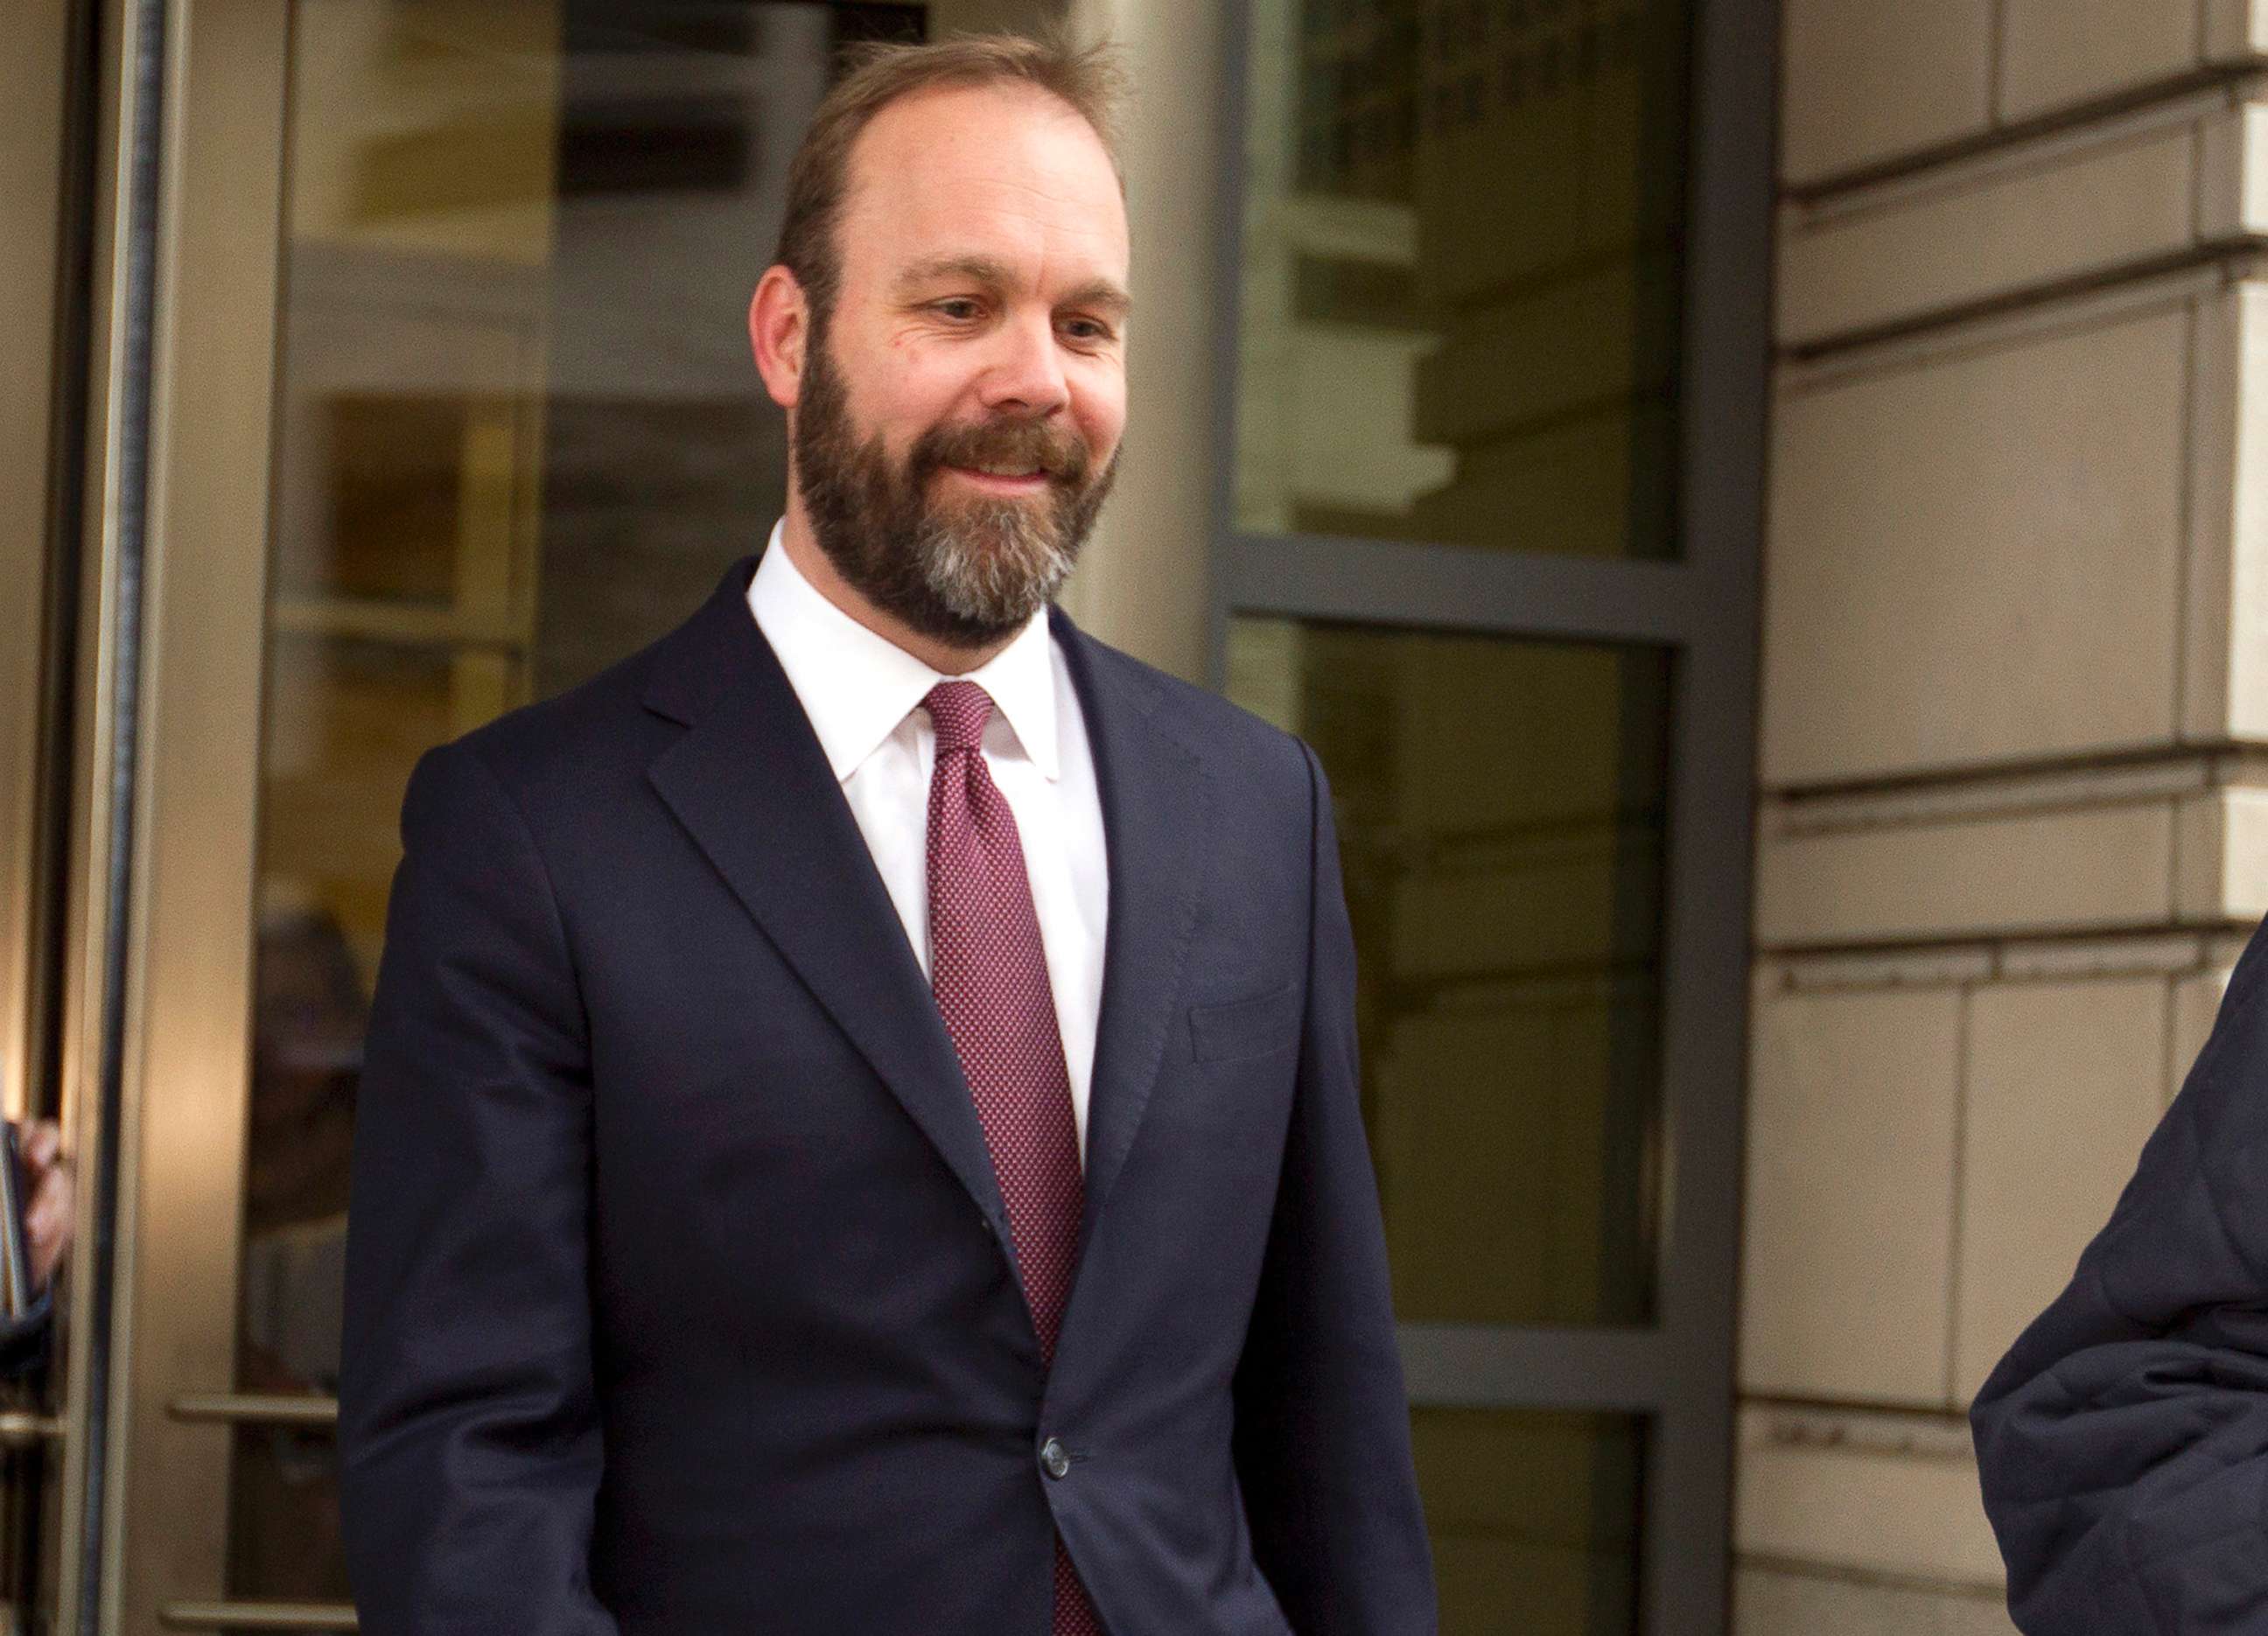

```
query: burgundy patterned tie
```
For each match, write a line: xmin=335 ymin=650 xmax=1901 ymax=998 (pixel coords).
xmin=921 ymin=681 xmax=1101 ymax=1636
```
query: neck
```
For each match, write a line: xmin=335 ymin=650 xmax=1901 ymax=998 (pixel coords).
xmin=776 ymin=501 xmax=1020 ymax=677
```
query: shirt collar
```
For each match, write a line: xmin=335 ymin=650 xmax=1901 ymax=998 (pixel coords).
xmin=747 ymin=519 xmax=1060 ymax=783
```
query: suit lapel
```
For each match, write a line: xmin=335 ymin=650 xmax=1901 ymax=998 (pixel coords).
xmin=1053 ymin=612 xmax=1213 ymax=1248
xmin=643 ymin=560 xmax=1011 ymax=1235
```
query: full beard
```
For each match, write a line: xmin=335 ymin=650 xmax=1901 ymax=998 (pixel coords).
xmin=790 ymin=327 xmax=1118 ymax=649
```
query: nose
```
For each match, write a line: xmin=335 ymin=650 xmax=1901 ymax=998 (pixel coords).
xmin=975 ymin=311 xmax=1070 ymax=419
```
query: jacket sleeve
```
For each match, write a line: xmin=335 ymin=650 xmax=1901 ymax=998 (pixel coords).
xmin=338 ymin=740 xmax=618 ymax=1635
xmin=1971 ymin=916 xmax=2268 ymax=1635
xmin=1232 ymin=741 xmax=1438 ymax=1635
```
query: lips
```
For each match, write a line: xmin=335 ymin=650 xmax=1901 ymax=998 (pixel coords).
xmin=942 ymin=465 xmax=1052 ymax=494
xmin=923 ymin=420 xmax=1088 ymax=492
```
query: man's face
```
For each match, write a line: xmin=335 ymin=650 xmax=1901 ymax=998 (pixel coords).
xmin=790 ymin=81 xmax=1130 ymax=648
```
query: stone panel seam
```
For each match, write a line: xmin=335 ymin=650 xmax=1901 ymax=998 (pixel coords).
xmin=2181 ymin=287 xmax=2242 ymax=742
xmin=1772 ymin=785 xmax=2182 ymax=838
xmin=2165 ymin=976 xmax=2188 ymax=1108
xmin=1746 ymin=1399 xmax=1981 ymax=1461
xmin=1743 ymin=1390 xmax=1977 ymax=1423
xmin=1781 ymin=261 xmax=2221 ymax=393
xmin=1943 ymin=984 xmax=1972 ymax=1407
xmin=1795 ymin=77 xmax=2223 ymax=229
xmin=1734 ymin=1552 xmax=2008 ymax=1601
xmin=1741 ymin=1388 xmax=1978 ymax=1416
xmin=1774 ymin=949 xmax=1994 ymax=992
xmin=1788 ymin=63 xmax=2267 ymax=206
xmin=1987 ymin=0 xmax=2009 ymax=129
xmin=1770 ymin=926 xmax=2244 ymax=959
xmin=1765 ymin=744 xmax=2268 ymax=813
xmin=1997 ymin=933 xmax=2213 ymax=981
xmin=2173 ymin=768 xmax=2192 ymax=921
xmin=1767 ymin=929 xmax=2242 ymax=989
xmin=1784 ymin=241 xmax=2265 ymax=367
xmin=2176 ymin=232 xmax=2204 ymax=750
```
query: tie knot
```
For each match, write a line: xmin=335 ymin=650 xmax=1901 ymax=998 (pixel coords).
xmin=923 ymin=680 xmax=993 ymax=755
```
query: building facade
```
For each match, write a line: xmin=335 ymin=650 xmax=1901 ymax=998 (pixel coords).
xmin=1744 ymin=3 xmax=2268 ymax=1632
xmin=0 ymin=0 xmax=2254 ymax=1631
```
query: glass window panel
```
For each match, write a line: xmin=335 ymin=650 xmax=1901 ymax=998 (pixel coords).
xmin=247 ymin=634 xmax=460 ymax=1449
xmin=1228 ymin=617 xmax=1670 ymax=1326
xmin=231 ymin=0 xmax=963 ymax=1596
xmin=1413 ymin=1407 xmax=1645 ymax=1636
xmin=1233 ymin=0 xmax=1691 ymax=558
xmin=225 ymin=1423 xmax=349 ymax=1605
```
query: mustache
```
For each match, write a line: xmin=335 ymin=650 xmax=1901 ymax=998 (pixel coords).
xmin=911 ymin=416 xmax=1093 ymax=485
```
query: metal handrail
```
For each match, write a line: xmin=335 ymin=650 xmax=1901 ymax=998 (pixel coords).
xmin=152 ymin=1403 xmax=350 ymax=1631
xmin=0 ymin=1410 xmax=63 ymax=1448
xmin=158 ymin=1601 xmax=354 ymax=1631
xmin=166 ymin=1393 xmax=337 ymax=1429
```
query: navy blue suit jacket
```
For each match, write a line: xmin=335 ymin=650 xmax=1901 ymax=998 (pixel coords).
xmin=1973 ymin=914 xmax=2268 ymax=1633
xmin=337 ymin=558 xmax=1436 ymax=1634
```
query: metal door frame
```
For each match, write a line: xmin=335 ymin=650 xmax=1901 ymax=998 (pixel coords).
xmin=1 ymin=1 xmax=83 ymax=1143
xmin=1 ymin=2 xmax=101 ymax=1630
xmin=46 ymin=0 xmax=297 ymax=1630
xmin=1203 ymin=1 xmax=1777 ymax=1629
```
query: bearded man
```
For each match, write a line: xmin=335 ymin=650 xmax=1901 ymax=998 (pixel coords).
xmin=337 ymin=30 xmax=1434 ymax=1636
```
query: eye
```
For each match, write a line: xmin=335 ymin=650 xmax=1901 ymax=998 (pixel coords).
xmin=932 ymin=297 xmax=984 ymax=322
xmin=1062 ymin=317 xmax=1116 ymax=343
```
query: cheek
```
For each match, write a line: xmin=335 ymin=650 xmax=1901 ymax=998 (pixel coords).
xmin=1071 ymin=377 xmax=1127 ymax=460
xmin=850 ymin=357 xmax=960 ymax=448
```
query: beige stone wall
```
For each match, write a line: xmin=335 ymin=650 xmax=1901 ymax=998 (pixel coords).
xmin=1745 ymin=3 xmax=2268 ymax=1629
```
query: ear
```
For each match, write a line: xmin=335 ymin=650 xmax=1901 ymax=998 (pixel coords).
xmin=749 ymin=264 xmax=808 ymax=410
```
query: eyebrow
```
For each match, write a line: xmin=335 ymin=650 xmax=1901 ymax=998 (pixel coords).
xmin=893 ymin=254 xmax=1132 ymax=319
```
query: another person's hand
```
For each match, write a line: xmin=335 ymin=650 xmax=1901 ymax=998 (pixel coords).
xmin=19 ymin=1120 xmax=72 ymax=1290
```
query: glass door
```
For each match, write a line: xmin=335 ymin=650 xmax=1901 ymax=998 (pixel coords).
xmin=73 ymin=3 xmax=1063 ymax=1631
xmin=0 ymin=3 xmax=88 ymax=1633
xmin=1214 ymin=0 xmax=1774 ymax=1630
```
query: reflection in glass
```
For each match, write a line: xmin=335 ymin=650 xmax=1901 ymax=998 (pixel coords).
xmin=226 ymin=1420 xmax=351 ymax=1606
xmin=237 ymin=0 xmax=943 ymax=1604
xmin=1234 ymin=0 xmax=1690 ymax=556
xmin=1413 ymin=1408 xmax=1645 ymax=1635
xmin=1228 ymin=618 xmax=1670 ymax=1327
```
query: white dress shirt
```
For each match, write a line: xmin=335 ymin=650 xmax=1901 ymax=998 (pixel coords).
xmin=747 ymin=520 xmax=1110 ymax=1157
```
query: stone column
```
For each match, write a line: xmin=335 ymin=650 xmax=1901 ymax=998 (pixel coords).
xmin=1740 ymin=3 xmax=2268 ymax=1631
xmin=1055 ymin=0 xmax=1224 ymax=684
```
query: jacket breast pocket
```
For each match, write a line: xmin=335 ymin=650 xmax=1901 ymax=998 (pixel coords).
xmin=1188 ymin=982 xmax=1303 ymax=1066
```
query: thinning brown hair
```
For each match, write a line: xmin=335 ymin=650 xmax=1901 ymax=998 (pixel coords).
xmin=773 ymin=27 xmax=1130 ymax=331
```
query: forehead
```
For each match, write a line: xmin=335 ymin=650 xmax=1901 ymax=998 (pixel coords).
xmin=837 ymin=81 xmax=1130 ymax=289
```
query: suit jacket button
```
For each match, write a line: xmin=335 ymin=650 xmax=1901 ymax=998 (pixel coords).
xmin=1040 ymin=1437 xmax=1071 ymax=1479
